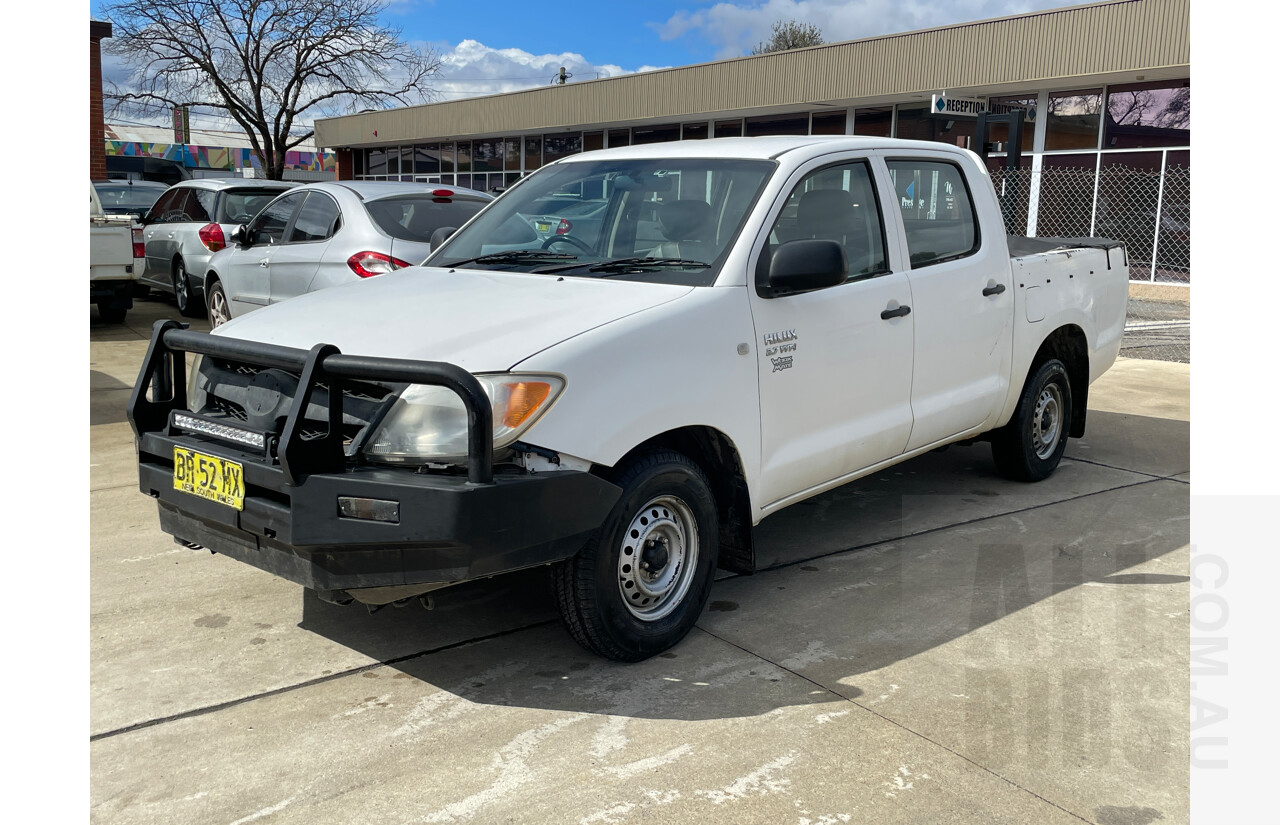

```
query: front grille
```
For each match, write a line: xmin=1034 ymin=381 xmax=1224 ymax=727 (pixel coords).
xmin=193 ymin=358 xmax=398 ymax=456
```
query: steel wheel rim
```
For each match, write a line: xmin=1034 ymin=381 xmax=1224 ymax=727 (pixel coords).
xmin=1032 ymin=383 xmax=1063 ymax=460
xmin=174 ymin=263 xmax=188 ymax=308
xmin=209 ymin=288 xmax=230 ymax=327
xmin=617 ymin=495 xmax=699 ymax=622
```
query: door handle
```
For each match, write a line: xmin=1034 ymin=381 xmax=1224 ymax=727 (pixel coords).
xmin=982 ymin=283 xmax=1007 ymax=297
xmin=258 ymin=259 xmax=270 ymax=268
xmin=881 ymin=305 xmax=911 ymax=320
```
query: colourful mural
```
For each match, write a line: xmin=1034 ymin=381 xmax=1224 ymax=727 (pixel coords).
xmin=105 ymin=140 xmax=336 ymax=172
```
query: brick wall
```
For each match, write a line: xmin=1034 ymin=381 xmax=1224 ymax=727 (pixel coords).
xmin=90 ymin=20 xmax=112 ymax=181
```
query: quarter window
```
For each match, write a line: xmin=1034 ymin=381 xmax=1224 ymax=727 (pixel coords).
xmin=764 ymin=161 xmax=888 ymax=281
xmin=886 ymin=159 xmax=979 ymax=267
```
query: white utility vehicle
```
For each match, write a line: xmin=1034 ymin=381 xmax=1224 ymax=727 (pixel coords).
xmin=130 ymin=137 xmax=1128 ymax=661
xmin=90 ymin=182 xmax=143 ymax=323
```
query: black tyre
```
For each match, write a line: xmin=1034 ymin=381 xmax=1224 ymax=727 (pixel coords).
xmin=552 ymin=449 xmax=719 ymax=662
xmin=991 ymin=358 xmax=1073 ymax=482
xmin=207 ymin=279 xmax=231 ymax=328
xmin=96 ymin=300 xmax=127 ymax=324
xmin=173 ymin=258 xmax=203 ymax=318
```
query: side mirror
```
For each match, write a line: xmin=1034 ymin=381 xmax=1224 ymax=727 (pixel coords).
xmin=763 ymin=239 xmax=848 ymax=297
xmin=230 ymin=224 xmax=251 ymax=247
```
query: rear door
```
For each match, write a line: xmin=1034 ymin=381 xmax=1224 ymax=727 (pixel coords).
xmin=141 ymin=187 xmax=188 ymax=284
xmin=269 ymin=191 xmax=341 ymax=304
xmin=882 ymin=156 xmax=1014 ymax=451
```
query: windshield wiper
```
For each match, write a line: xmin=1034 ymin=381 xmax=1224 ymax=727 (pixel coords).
xmin=538 ymin=257 xmax=711 ymax=276
xmin=441 ymin=250 xmax=579 ymax=268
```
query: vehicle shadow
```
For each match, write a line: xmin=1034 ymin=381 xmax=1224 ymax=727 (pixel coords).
xmin=90 ymin=371 xmax=133 ymax=426
xmin=295 ymin=411 xmax=1188 ymax=722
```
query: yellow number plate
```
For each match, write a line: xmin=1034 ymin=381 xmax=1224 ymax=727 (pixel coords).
xmin=173 ymin=447 xmax=245 ymax=511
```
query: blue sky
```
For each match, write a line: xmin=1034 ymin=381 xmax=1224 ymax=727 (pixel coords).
xmin=95 ymin=0 xmax=1095 ymax=129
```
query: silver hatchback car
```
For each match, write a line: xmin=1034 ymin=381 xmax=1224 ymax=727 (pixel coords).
xmin=139 ymin=178 xmax=297 ymax=317
xmin=203 ymin=181 xmax=492 ymax=327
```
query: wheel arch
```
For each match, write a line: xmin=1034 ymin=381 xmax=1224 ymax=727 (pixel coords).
xmin=1030 ymin=324 xmax=1089 ymax=438
xmin=610 ymin=425 xmax=755 ymax=576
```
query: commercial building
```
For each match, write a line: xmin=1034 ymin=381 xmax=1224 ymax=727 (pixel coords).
xmin=315 ymin=0 xmax=1190 ymax=284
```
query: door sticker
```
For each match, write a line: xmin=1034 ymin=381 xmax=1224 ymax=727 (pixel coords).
xmin=762 ymin=329 xmax=798 ymax=371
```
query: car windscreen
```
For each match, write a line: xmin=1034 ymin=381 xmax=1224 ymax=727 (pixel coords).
xmin=219 ymin=188 xmax=293 ymax=224
xmin=365 ymin=196 xmax=489 ymax=243
xmin=94 ymin=184 xmax=164 ymax=215
xmin=427 ymin=157 xmax=776 ymax=286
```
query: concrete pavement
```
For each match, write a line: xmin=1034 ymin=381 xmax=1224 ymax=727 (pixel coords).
xmin=90 ymin=295 xmax=1189 ymax=825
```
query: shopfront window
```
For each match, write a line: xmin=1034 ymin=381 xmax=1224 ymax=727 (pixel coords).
xmin=682 ymin=122 xmax=708 ymax=140
xmin=744 ymin=113 xmax=807 ymax=137
xmin=854 ymin=107 xmax=892 ymax=137
xmin=440 ymin=143 xmax=455 ymax=174
xmin=714 ymin=120 xmax=742 ymax=138
xmin=810 ymin=111 xmax=847 ymax=135
xmin=544 ymin=134 xmax=583 ymax=163
xmin=503 ymin=138 xmax=521 ymax=170
xmin=1045 ymin=89 xmax=1103 ymax=151
xmin=367 ymin=148 xmax=387 ymax=177
xmin=608 ymin=129 xmax=630 ymax=148
xmin=987 ymin=95 xmax=1036 ymax=152
xmin=632 ymin=123 xmax=679 ymax=144
xmin=524 ymin=137 xmax=542 ymax=170
xmin=1104 ymin=80 xmax=1190 ymax=149
xmin=457 ymin=141 xmax=472 ymax=173
xmin=473 ymin=139 xmax=502 ymax=173
xmin=894 ymin=105 xmax=977 ymax=149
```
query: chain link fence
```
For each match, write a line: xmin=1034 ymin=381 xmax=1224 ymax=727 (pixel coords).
xmin=991 ymin=163 xmax=1190 ymax=364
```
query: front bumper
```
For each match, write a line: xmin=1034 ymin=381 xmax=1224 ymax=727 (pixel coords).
xmin=129 ymin=322 xmax=620 ymax=600
xmin=137 ymin=431 xmax=619 ymax=593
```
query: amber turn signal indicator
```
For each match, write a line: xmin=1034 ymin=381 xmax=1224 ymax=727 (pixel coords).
xmin=502 ymin=382 xmax=552 ymax=428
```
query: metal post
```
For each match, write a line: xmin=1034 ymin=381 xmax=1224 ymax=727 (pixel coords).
xmin=1089 ymin=152 xmax=1101 ymax=238
xmin=1150 ymin=149 xmax=1168 ymax=282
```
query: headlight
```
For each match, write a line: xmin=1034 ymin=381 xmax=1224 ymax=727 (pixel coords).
xmin=364 ymin=374 xmax=564 ymax=464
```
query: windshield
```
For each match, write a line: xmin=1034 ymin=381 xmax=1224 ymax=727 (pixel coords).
xmin=427 ymin=157 xmax=775 ymax=285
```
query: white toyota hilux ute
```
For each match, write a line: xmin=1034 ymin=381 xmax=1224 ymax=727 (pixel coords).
xmin=130 ymin=137 xmax=1128 ymax=661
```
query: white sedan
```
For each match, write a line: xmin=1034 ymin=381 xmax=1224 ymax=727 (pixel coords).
xmin=203 ymin=181 xmax=491 ymax=327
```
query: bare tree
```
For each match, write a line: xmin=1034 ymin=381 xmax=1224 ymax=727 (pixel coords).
xmin=750 ymin=19 xmax=825 ymax=55
xmin=100 ymin=0 xmax=441 ymax=179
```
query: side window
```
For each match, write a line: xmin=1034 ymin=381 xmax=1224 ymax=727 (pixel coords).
xmin=148 ymin=189 xmax=186 ymax=224
xmin=885 ymin=159 xmax=979 ymax=267
xmin=287 ymin=193 xmax=342 ymax=242
xmin=764 ymin=160 xmax=888 ymax=280
xmin=250 ymin=192 xmax=305 ymax=245
xmin=186 ymin=189 xmax=215 ymax=223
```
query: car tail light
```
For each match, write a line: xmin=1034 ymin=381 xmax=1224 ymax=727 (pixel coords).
xmin=555 ymin=219 xmax=573 ymax=235
xmin=131 ymin=226 xmax=145 ymax=259
xmin=347 ymin=251 xmax=412 ymax=278
xmin=199 ymin=223 xmax=226 ymax=252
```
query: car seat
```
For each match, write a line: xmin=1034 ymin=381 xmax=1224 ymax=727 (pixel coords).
xmin=650 ymin=199 xmax=715 ymax=260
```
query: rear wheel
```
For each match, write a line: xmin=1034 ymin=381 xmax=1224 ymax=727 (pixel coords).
xmin=96 ymin=300 xmax=127 ymax=324
xmin=991 ymin=358 xmax=1073 ymax=481
xmin=207 ymin=279 xmax=231 ymax=328
xmin=552 ymin=449 xmax=718 ymax=662
xmin=173 ymin=258 xmax=203 ymax=318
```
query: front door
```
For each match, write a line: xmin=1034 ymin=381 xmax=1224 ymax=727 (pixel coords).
xmin=749 ymin=157 xmax=915 ymax=511
xmin=227 ymin=190 xmax=306 ymax=314
xmin=269 ymin=191 xmax=339 ymax=304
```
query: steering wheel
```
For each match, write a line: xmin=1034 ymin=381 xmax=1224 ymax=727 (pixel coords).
xmin=541 ymin=234 xmax=594 ymax=253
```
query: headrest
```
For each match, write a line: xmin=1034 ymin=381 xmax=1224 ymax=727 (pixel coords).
xmin=659 ymin=199 xmax=713 ymax=242
xmin=797 ymin=189 xmax=854 ymax=227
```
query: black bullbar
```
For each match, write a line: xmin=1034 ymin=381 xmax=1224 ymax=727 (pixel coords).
xmin=127 ymin=320 xmax=622 ymax=593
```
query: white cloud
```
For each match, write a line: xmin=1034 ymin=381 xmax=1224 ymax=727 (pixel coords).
xmin=655 ymin=0 xmax=1091 ymax=59
xmin=424 ymin=39 xmax=668 ymax=100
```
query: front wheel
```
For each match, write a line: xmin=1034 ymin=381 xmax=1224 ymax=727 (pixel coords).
xmin=552 ymin=449 xmax=718 ymax=662
xmin=991 ymin=359 xmax=1073 ymax=482
xmin=207 ymin=279 xmax=231 ymax=328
